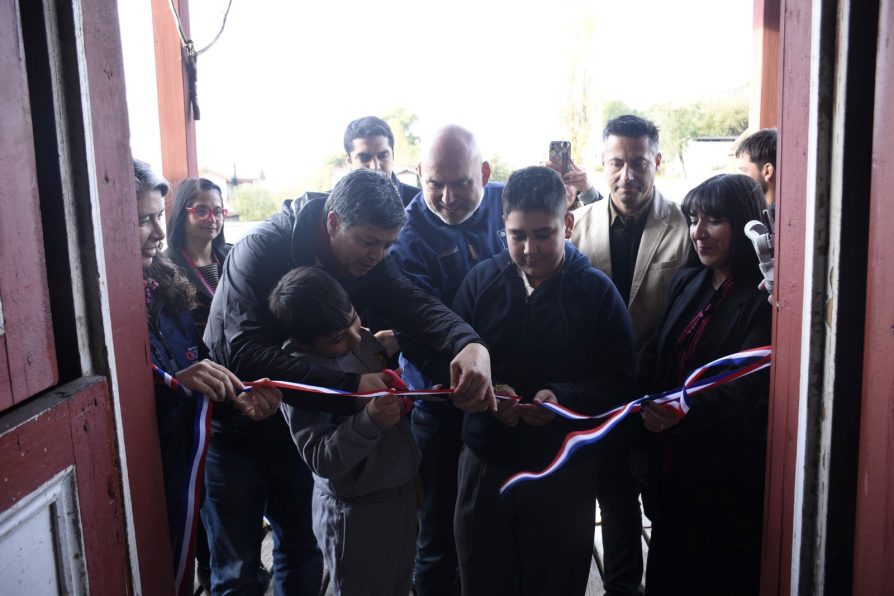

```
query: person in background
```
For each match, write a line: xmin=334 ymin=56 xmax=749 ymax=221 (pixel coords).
xmin=451 ymin=165 xmax=634 ymax=596
xmin=735 ymin=128 xmax=777 ymax=219
xmin=344 ymin=116 xmax=421 ymax=206
xmin=134 ymin=160 xmax=282 ymax=596
xmin=165 ymin=178 xmax=275 ymax=592
xmin=636 ymin=174 xmax=771 ymax=595
xmin=270 ymin=266 xmax=419 ymax=596
xmin=570 ymin=114 xmax=690 ymax=595
xmin=546 ymin=156 xmax=603 ymax=210
xmin=388 ymin=124 xmax=506 ymax=596
xmin=165 ymin=177 xmax=231 ymax=334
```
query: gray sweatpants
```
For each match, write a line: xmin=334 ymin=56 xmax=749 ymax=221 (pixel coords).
xmin=312 ymin=482 xmax=417 ymax=596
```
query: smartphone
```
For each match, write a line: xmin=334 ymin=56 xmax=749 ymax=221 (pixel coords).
xmin=549 ymin=141 xmax=571 ymax=174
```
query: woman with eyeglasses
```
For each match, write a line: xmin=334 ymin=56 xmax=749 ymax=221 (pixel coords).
xmin=165 ymin=177 xmax=231 ymax=335
xmin=636 ymin=174 xmax=771 ymax=595
xmin=135 ymin=161 xmax=282 ymax=595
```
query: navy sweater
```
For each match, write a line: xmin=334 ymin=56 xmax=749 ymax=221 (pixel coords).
xmin=389 ymin=183 xmax=507 ymax=395
xmin=453 ymin=242 xmax=635 ymax=471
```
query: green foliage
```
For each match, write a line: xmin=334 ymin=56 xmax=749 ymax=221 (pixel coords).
xmin=601 ymin=100 xmax=642 ymax=125
xmin=487 ymin=154 xmax=516 ymax=183
xmin=383 ymin=108 xmax=421 ymax=166
xmin=228 ymin=184 xmax=281 ymax=221
xmin=644 ymin=94 xmax=749 ymax=176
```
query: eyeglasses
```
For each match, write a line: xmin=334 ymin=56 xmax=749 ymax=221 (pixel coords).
xmin=185 ymin=206 xmax=228 ymax=220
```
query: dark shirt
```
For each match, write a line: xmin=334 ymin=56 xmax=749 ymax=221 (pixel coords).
xmin=608 ymin=196 xmax=651 ymax=305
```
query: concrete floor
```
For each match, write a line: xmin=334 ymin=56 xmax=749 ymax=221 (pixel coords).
xmin=197 ymin=507 xmax=651 ymax=595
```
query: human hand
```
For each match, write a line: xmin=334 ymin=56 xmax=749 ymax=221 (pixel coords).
xmin=174 ymin=359 xmax=243 ymax=402
xmin=641 ymin=401 xmax=682 ymax=433
xmin=758 ymin=280 xmax=776 ymax=306
xmin=358 ymin=372 xmax=390 ymax=393
xmin=518 ymin=390 xmax=557 ymax=426
xmin=233 ymin=383 xmax=282 ymax=421
xmin=562 ymin=159 xmax=593 ymax=200
xmin=492 ymin=397 xmax=521 ymax=427
xmin=374 ymin=329 xmax=400 ymax=357
xmin=367 ymin=394 xmax=403 ymax=429
xmin=449 ymin=343 xmax=496 ymax=413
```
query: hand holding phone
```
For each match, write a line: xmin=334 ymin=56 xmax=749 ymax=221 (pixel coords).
xmin=549 ymin=141 xmax=571 ymax=174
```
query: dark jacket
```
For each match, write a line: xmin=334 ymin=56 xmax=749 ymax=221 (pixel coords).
xmin=165 ymin=243 xmax=231 ymax=337
xmin=389 ymin=183 xmax=507 ymax=393
xmin=453 ymin=242 xmax=635 ymax=471
xmin=395 ymin=177 xmax=421 ymax=207
xmin=147 ymin=295 xmax=207 ymax=570
xmin=204 ymin=197 xmax=482 ymax=452
xmin=292 ymin=174 xmax=420 ymax=211
xmin=637 ymin=266 xmax=771 ymax=543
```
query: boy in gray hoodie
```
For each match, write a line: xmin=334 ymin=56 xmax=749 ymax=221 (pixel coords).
xmin=269 ymin=266 xmax=420 ymax=596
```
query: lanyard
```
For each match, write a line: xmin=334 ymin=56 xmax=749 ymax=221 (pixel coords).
xmin=179 ymin=247 xmax=218 ymax=297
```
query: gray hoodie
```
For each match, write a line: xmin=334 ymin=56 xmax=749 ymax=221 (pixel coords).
xmin=281 ymin=331 xmax=421 ymax=500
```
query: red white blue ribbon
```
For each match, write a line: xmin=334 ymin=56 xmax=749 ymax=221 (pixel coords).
xmin=152 ymin=364 xmax=213 ymax=596
xmin=498 ymin=346 xmax=772 ymax=494
xmin=153 ymin=346 xmax=770 ymax=513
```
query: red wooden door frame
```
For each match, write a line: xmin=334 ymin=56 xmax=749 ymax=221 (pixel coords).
xmin=78 ymin=0 xmax=178 ymax=591
xmin=852 ymin=0 xmax=894 ymax=590
xmin=760 ymin=0 xmax=811 ymax=593
xmin=0 ymin=0 xmax=178 ymax=592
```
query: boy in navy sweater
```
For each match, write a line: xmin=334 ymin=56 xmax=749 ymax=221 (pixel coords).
xmin=268 ymin=267 xmax=420 ymax=596
xmin=452 ymin=166 xmax=635 ymax=596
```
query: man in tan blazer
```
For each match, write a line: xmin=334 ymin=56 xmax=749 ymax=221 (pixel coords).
xmin=569 ymin=114 xmax=689 ymax=596
xmin=571 ymin=115 xmax=689 ymax=367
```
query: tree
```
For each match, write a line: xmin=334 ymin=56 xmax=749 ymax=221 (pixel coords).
xmin=646 ymin=93 xmax=749 ymax=177
xmin=601 ymin=99 xmax=642 ymax=125
xmin=383 ymin=108 xmax=421 ymax=167
xmin=228 ymin=184 xmax=280 ymax=222
xmin=486 ymin=154 xmax=516 ymax=183
xmin=560 ymin=13 xmax=601 ymax=164
xmin=649 ymin=104 xmax=702 ymax=177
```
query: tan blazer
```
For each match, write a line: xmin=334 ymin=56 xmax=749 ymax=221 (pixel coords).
xmin=571 ymin=190 xmax=690 ymax=366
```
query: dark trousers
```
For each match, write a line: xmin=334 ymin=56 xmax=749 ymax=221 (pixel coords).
xmin=201 ymin=442 xmax=322 ymax=596
xmin=410 ymin=406 xmax=463 ymax=596
xmin=644 ymin=471 xmax=762 ymax=596
xmin=595 ymin=451 xmax=645 ymax=596
xmin=454 ymin=447 xmax=597 ymax=596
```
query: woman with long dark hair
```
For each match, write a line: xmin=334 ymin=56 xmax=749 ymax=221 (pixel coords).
xmin=165 ymin=177 xmax=230 ymax=334
xmin=135 ymin=160 xmax=281 ymax=595
xmin=637 ymin=174 xmax=771 ymax=595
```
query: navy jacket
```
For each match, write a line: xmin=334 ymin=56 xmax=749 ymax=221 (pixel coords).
xmin=147 ymin=296 xmax=206 ymax=569
xmin=203 ymin=197 xmax=483 ymax=452
xmin=453 ymin=242 xmax=635 ymax=471
xmin=389 ymin=183 xmax=507 ymax=394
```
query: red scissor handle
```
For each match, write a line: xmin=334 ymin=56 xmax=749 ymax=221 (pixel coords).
xmin=383 ymin=369 xmax=413 ymax=413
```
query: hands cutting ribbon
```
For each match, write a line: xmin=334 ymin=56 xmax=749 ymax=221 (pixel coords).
xmin=153 ymin=346 xmax=771 ymax=496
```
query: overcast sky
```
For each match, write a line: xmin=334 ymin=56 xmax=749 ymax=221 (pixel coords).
xmin=120 ymin=0 xmax=752 ymax=188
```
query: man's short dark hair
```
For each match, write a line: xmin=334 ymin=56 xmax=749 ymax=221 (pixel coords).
xmin=502 ymin=166 xmax=567 ymax=219
xmin=324 ymin=168 xmax=407 ymax=230
xmin=268 ymin=267 xmax=354 ymax=344
xmin=343 ymin=116 xmax=395 ymax=154
xmin=602 ymin=114 xmax=660 ymax=151
xmin=736 ymin=128 xmax=777 ymax=167
xmin=133 ymin=158 xmax=169 ymax=198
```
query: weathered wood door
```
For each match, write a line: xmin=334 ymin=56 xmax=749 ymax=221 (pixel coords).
xmin=0 ymin=0 xmax=175 ymax=593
